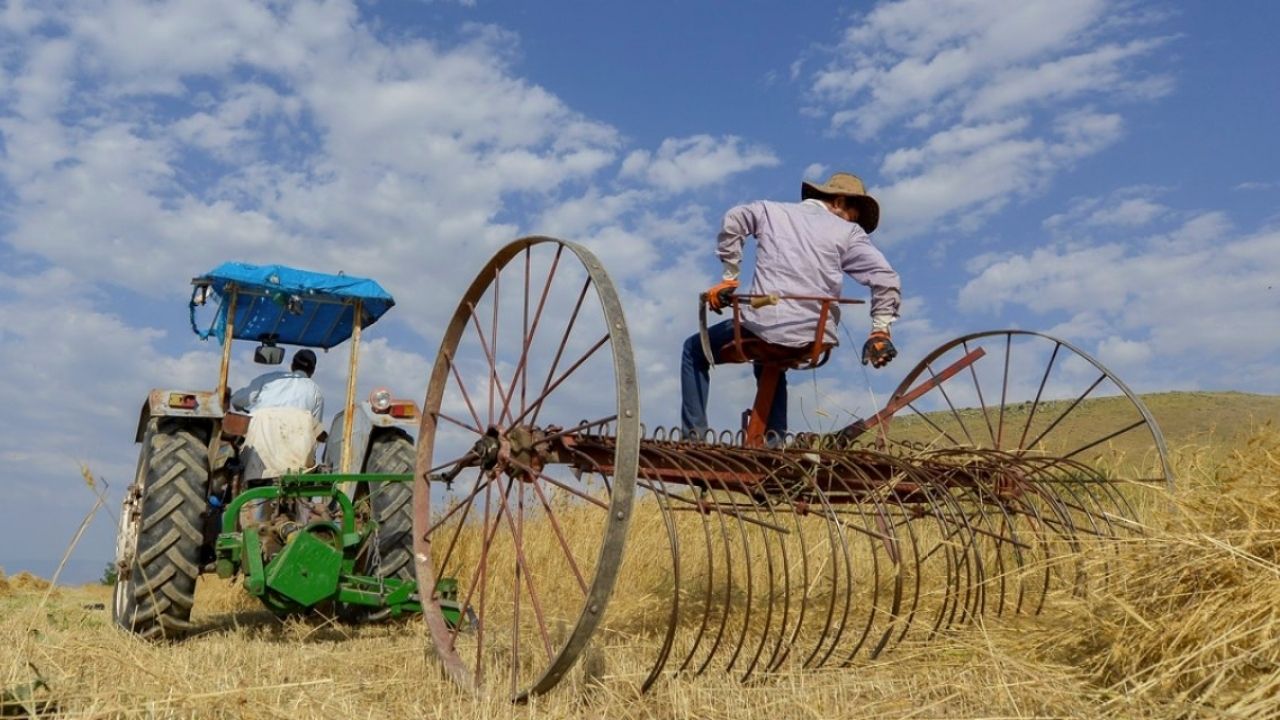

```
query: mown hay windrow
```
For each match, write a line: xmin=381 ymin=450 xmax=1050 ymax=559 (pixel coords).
xmin=1037 ymin=427 xmax=1280 ymax=717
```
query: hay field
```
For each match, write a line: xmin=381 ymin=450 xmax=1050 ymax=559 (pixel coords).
xmin=3 ymin=407 xmax=1278 ymax=718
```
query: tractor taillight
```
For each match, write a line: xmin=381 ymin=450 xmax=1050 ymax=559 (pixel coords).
xmin=389 ymin=402 xmax=417 ymax=419
xmin=168 ymin=393 xmax=198 ymax=410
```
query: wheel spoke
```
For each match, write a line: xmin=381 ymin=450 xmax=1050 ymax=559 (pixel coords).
xmin=495 ymin=476 xmax=555 ymax=664
xmin=527 ymin=472 xmax=589 ymax=595
xmin=527 ymin=276 xmax=592 ymax=428
xmin=997 ymin=333 xmax=1012 ymax=449
xmin=508 ymin=458 xmax=609 ymax=510
xmin=1017 ymin=342 xmax=1061 ymax=450
xmin=446 ymin=352 xmax=485 ymax=430
xmin=511 ymin=333 xmax=611 ymax=429
xmin=925 ymin=362 xmax=976 ymax=446
xmin=1024 ymin=373 xmax=1107 ymax=451
xmin=1060 ymin=418 xmax=1148 ymax=464
xmin=961 ymin=339 xmax=998 ymax=447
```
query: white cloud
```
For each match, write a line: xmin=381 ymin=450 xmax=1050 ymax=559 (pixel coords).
xmin=811 ymin=0 xmax=1165 ymax=138
xmin=875 ymin=112 xmax=1124 ymax=238
xmin=957 ymin=214 xmax=1280 ymax=390
xmin=619 ymin=134 xmax=780 ymax=193
xmin=805 ymin=0 xmax=1171 ymax=243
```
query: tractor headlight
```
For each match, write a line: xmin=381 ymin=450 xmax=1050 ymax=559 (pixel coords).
xmin=369 ymin=387 xmax=393 ymax=413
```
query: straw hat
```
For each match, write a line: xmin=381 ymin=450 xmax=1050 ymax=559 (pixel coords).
xmin=801 ymin=172 xmax=880 ymax=233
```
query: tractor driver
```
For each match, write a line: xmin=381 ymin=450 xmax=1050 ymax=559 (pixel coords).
xmin=680 ymin=171 xmax=902 ymax=443
xmin=231 ymin=349 xmax=325 ymax=481
xmin=231 ymin=349 xmax=325 ymax=424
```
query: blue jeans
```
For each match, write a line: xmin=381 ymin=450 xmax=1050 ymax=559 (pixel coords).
xmin=681 ymin=320 xmax=787 ymax=440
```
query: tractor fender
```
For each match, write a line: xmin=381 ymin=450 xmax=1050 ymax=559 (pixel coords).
xmin=134 ymin=388 xmax=225 ymax=443
xmin=323 ymin=401 xmax=417 ymax=472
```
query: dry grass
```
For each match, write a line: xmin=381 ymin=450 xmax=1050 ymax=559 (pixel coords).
xmin=3 ymin=426 xmax=1279 ymax=718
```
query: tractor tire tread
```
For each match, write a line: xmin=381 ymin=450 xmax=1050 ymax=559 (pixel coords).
xmin=116 ymin=418 xmax=210 ymax=640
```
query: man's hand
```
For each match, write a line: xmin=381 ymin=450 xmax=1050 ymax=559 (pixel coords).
xmin=705 ymin=278 xmax=739 ymax=314
xmin=861 ymin=330 xmax=897 ymax=368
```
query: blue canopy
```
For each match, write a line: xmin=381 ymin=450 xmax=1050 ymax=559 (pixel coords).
xmin=191 ymin=262 xmax=396 ymax=349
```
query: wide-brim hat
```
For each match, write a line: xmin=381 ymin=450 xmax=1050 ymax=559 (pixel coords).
xmin=801 ymin=172 xmax=880 ymax=233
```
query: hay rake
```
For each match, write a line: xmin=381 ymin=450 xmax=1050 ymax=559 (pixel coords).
xmin=412 ymin=237 xmax=1173 ymax=700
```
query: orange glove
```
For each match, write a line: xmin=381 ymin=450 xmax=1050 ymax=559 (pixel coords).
xmin=861 ymin=330 xmax=897 ymax=368
xmin=705 ymin=278 xmax=739 ymax=314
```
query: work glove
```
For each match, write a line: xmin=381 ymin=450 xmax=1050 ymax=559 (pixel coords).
xmin=861 ymin=330 xmax=897 ymax=368
xmin=705 ymin=278 xmax=739 ymax=314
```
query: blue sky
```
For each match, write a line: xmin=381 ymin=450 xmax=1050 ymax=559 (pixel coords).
xmin=1 ymin=0 xmax=1277 ymax=581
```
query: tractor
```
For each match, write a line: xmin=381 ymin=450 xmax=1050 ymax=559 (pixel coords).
xmin=112 ymin=262 xmax=449 ymax=638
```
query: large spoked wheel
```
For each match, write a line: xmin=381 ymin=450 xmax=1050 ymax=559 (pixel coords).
xmin=113 ymin=418 xmax=211 ymax=639
xmin=882 ymin=330 xmax=1173 ymax=490
xmin=413 ymin=237 xmax=639 ymax=700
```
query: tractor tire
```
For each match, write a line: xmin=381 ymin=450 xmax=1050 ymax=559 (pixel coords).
xmin=113 ymin=418 xmax=211 ymax=640
xmin=363 ymin=429 xmax=416 ymax=582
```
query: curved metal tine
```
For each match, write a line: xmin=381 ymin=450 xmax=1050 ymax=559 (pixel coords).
xmin=897 ymin=459 xmax=963 ymax=641
xmin=829 ymin=448 xmax=921 ymax=661
xmin=1017 ymin=340 xmax=1062 ymax=452
xmin=628 ymin=456 xmax=684 ymax=695
xmin=645 ymin=446 xmax=728 ymax=679
xmin=889 ymin=459 xmax=959 ymax=636
xmin=1024 ymin=457 xmax=1122 ymax=591
xmin=960 ymin=339 xmax=1000 ymax=447
xmin=955 ymin=453 xmax=1026 ymax=618
xmin=934 ymin=451 xmax=1023 ymax=621
xmin=934 ymin=465 xmax=987 ymax=625
xmin=957 ymin=453 xmax=1045 ymax=618
xmin=1006 ymin=465 xmax=1081 ymax=609
xmin=706 ymin=447 xmax=791 ymax=682
xmin=791 ymin=452 xmax=852 ymax=671
xmin=997 ymin=474 xmax=1058 ymax=616
xmin=820 ymin=452 xmax=893 ymax=668
xmin=687 ymin=446 xmax=758 ymax=677
xmin=759 ymin=457 xmax=814 ymax=675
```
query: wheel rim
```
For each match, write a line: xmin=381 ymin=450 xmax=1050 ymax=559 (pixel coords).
xmin=413 ymin=237 xmax=639 ymax=700
xmin=883 ymin=330 xmax=1173 ymax=490
xmin=111 ymin=485 xmax=142 ymax=623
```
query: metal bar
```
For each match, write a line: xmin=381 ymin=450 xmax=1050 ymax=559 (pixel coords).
xmin=837 ymin=348 xmax=985 ymax=439
xmin=216 ymin=287 xmax=239 ymax=400
xmin=339 ymin=298 xmax=363 ymax=472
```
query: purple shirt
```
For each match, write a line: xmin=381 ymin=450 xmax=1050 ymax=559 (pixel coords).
xmin=717 ymin=199 xmax=901 ymax=347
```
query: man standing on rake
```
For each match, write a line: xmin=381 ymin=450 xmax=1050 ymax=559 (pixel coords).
xmin=680 ymin=171 xmax=902 ymax=442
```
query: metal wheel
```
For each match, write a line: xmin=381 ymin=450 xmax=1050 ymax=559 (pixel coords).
xmin=882 ymin=330 xmax=1173 ymax=490
xmin=413 ymin=237 xmax=639 ymax=700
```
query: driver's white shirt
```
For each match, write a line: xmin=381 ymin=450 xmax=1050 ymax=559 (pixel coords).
xmin=230 ymin=370 xmax=324 ymax=424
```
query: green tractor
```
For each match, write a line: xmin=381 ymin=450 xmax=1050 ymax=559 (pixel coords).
xmin=112 ymin=262 xmax=454 ymax=638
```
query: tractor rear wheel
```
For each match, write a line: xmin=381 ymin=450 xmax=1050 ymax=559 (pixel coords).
xmin=363 ymin=429 xmax=416 ymax=582
xmin=113 ymin=418 xmax=211 ymax=639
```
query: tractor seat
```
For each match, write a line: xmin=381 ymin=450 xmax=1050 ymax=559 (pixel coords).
xmin=718 ymin=337 xmax=834 ymax=369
